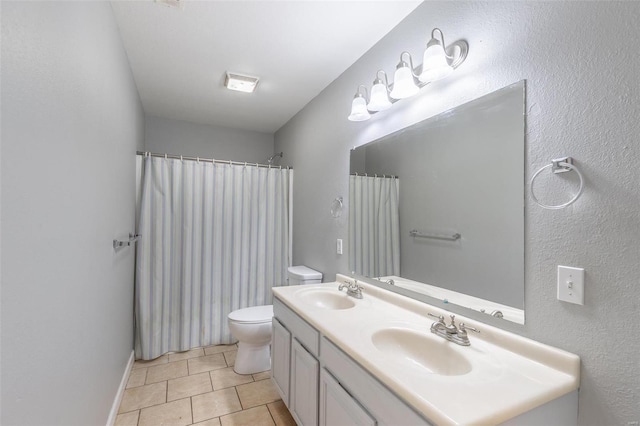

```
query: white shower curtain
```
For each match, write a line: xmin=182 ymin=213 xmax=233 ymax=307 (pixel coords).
xmin=135 ymin=155 xmax=292 ymax=360
xmin=349 ymin=175 xmax=400 ymax=278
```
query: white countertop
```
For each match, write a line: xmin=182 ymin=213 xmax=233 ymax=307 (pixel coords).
xmin=272 ymin=275 xmax=580 ymax=425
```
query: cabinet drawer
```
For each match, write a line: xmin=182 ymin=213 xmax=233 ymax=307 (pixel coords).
xmin=321 ymin=337 xmax=430 ymax=426
xmin=274 ymin=297 xmax=320 ymax=356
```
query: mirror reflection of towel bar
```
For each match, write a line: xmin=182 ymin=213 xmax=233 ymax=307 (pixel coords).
xmin=409 ymin=230 xmax=461 ymax=241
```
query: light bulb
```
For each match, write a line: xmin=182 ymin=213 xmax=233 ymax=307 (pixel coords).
xmin=419 ymin=41 xmax=453 ymax=83
xmin=390 ymin=62 xmax=419 ymax=99
xmin=367 ymin=81 xmax=392 ymax=111
xmin=348 ymin=95 xmax=371 ymax=121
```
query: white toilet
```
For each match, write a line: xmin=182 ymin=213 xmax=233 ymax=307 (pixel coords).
xmin=227 ymin=265 xmax=322 ymax=374
xmin=287 ymin=265 xmax=323 ymax=286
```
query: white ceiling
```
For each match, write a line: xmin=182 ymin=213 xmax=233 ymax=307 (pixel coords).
xmin=110 ymin=1 xmax=421 ymax=134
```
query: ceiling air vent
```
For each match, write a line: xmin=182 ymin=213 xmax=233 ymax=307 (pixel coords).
xmin=224 ymin=72 xmax=260 ymax=93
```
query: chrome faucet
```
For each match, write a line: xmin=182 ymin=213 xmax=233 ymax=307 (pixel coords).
xmin=427 ymin=313 xmax=480 ymax=346
xmin=428 ymin=313 xmax=448 ymax=335
xmin=339 ymin=280 xmax=363 ymax=299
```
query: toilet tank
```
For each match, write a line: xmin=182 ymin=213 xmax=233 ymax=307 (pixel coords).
xmin=288 ymin=265 xmax=323 ymax=286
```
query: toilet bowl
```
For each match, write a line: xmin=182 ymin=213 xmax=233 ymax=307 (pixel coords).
xmin=228 ymin=305 xmax=274 ymax=374
xmin=227 ymin=265 xmax=323 ymax=375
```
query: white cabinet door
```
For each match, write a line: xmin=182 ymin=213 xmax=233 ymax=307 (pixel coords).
xmin=272 ymin=318 xmax=291 ymax=406
xmin=320 ymin=368 xmax=376 ymax=426
xmin=290 ymin=338 xmax=319 ymax=426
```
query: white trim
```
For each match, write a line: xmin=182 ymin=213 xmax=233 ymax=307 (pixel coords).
xmin=106 ymin=350 xmax=135 ymax=426
xmin=288 ymin=169 xmax=293 ymax=271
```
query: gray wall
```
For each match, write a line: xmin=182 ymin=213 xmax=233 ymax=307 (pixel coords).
xmin=275 ymin=2 xmax=640 ymax=425
xmin=145 ymin=115 xmax=275 ymax=163
xmin=1 ymin=2 xmax=144 ymax=425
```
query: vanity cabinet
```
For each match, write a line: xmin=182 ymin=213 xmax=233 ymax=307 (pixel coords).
xmin=319 ymin=368 xmax=376 ymax=426
xmin=273 ymin=282 xmax=580 ymax=426
xmin=320 ymin=337 xmax=427 ymax=426
xmin=272 ymin=298 xmax=321 ymax=425
xmin=272 ymin=298 xmax=426 ymax=426
xmin=290 ymin=339 xmax=319 ymax=426
xmin=271 ymin=318 xmax=291 ymax=405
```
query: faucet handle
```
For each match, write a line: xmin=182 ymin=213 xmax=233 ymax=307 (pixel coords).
xmin=459 ymin=323 xmax=480 ymax=334
xmin=428 ymin=313 xmax=445 ymax=323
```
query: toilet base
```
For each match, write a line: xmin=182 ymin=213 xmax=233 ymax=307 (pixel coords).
xmin=233 ymin=341 xmax=271 ymax=375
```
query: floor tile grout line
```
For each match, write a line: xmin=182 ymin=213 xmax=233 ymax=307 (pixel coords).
xmin=264 ymin=403 xmax=278 ymax=426
xmin=190 ymin=394 xmax=194 ymax=426
xmin=207 ymin=366 xmax=214 ymax=391
xmin=118 ymin=383 xmax=170 ymax=416
xmin=233 ymin=384 xmax=246 ymax=411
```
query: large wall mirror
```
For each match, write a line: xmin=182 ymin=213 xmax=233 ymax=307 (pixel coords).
xmin=349 ymin=81 xmax=525 ymax=324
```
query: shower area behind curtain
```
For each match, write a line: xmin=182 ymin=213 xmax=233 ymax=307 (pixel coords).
xmin=135 ymin=154 xmax=292 ymax=360
xmin=349 ymin=174 xmax=400 ymax=278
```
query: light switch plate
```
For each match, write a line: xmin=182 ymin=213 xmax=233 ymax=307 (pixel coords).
xmin=557 ymin=265 xmax=585 ymax=305
xmin=336 ymin=239 xmax=343 ymax=255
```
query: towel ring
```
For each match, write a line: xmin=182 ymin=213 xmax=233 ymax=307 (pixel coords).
xmin=530 ymin=157 xmax=584 ymax=209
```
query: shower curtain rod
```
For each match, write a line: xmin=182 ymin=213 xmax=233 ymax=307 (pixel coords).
xmin=350 ymin=172 xmax=398 ymax=178
xmin=136 ymin=151 xmax=292 ymax=170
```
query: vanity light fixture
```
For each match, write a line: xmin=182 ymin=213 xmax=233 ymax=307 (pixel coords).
xmin=347 ymin=28 xmax=468 ymax=121
xmin=224 ymin=72 xmax=260 ymax=93
xmin=348 ymin=85 xmax=371 ymax=122
xmin=419 ymin=28 xmax=468 ymax=83
xmin=367 ymin=71 xmax=392 ymax=111
xmin=389 ymin=52 xmax=420 ymax=100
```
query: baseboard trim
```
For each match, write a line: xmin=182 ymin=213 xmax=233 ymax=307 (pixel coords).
xmin=106 ymin=350 xmax=135 ymax=426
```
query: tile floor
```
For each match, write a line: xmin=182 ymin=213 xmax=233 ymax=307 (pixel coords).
xmin=115 ymin=344 xmax=296 ymax=426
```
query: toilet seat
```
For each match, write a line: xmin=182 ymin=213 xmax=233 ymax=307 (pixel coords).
xmin=228 ymin=305 xmax=273 ymax=324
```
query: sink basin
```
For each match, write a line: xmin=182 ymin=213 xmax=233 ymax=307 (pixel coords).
xmin=371 ymin=328 xmax=472 ymax=376
xmin=296 ymin=288 xmax=356 ymax=310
